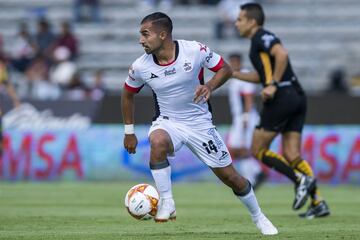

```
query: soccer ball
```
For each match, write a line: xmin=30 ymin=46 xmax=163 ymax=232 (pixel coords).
xmin=124 ymin=183 xmax=159 ymax=220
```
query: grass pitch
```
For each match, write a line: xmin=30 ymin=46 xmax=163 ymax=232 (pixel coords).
xmin=0 ymin=182 xmax=359 ymax=240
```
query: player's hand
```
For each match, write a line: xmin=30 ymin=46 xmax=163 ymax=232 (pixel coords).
xmin=261 ymin=85 xmax=277 ymax=102
xmin=124 ymin=134 xmax=138 ymax=154
xmin=194 ymin=84 xmax=212 ymax=103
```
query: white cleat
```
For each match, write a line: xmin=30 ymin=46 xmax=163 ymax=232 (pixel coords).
xmin=154 ymin=198 xmax=176 ymax=223
xmin=253 ymin=213 xmax=278 ymax=235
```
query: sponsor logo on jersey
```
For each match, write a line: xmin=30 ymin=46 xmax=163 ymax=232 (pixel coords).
xmin=205 ymin=51 xmax=213 ymax=63
xmin=128 ymin=75 xmax=135 ymax=81
xmin=129 ymin=66 xmax=134 ymax=75
xmin=150 ymin=73 xmax=158 ymax=79
xmin=164 ymin=67 xmax=176 ymax=76
xmin=183 ymin=61 xmax=192 ymax=72
xmin=261 ymin=34 xmax=275 ymax=49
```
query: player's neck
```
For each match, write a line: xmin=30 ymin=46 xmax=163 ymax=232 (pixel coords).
xmin=154 ymin=40 xmax=176 ymax=65
xmin=249 ymin=26 xmax=261 ymax=38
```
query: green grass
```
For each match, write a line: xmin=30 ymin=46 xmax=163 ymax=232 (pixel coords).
xmin=0 ymin=182 xmax=359 ymax=240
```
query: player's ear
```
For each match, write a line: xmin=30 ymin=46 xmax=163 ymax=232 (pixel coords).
xmin=159 ymin=30 xmax=167 ymax=40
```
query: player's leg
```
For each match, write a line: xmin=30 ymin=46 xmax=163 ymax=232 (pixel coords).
xmin=148 ymin=119 xmax=185 ymax=222
xmin=211 ymin=162 xmax=277 ymax=235
xmin=242 ymin=113 xmax=267 ymax=190
xmin=149 ymin=128 xmax=176 ymax=222
xmin=251 ymin=128 xmax=299 ymax=183
xmin=187 ymin=127 xmax=277 ymax=235
xmin=282 ymin=131 xmax=330 ymax=218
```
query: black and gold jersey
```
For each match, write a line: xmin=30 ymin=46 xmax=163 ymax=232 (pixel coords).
xmin=249 ymin=28 xmax=298 ymax=87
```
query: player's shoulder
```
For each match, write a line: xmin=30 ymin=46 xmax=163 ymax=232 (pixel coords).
xmin=177 ymin=39 xmax=210 ymax=53
xmin=131 ymin=53 xmax=152 ymax=70
xmin=254 ymin=28 xmax=278 ymax=41
xmin=253 ymin=28 xmax=281 ymax=49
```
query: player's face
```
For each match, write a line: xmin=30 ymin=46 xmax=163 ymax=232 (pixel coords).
xmin=139 ymin=22 xmax=163 ymax=54
xmin=235 ymin=11 xmax=253 ymax=38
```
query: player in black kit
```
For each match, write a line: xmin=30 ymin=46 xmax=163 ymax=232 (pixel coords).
xmin=232 ymin=2 xmax=330 ymax=218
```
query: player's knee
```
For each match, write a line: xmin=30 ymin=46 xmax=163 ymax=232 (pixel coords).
xmin=150 ymin=137 xmax=170 ymax=153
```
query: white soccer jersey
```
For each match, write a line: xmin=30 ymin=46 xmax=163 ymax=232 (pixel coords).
xmin=125 ymin=40 xmax=224 ymax=129
xmin=228 ymin=71 xmax=256 ymax=118
xmin=227 ymin=72 xmax=259 ymax=148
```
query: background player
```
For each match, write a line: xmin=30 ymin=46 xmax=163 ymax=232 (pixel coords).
xmin=122 ymin=12 xmax=278 ymax=234
xmin=227 ymin=53 xmax=266 ymax=190
xmin=232 ymin=3 xmax=330 ymax=218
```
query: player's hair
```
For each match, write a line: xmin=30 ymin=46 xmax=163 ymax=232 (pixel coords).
xmin=229 ymin=53 xmax=243 ymax=62
xmin=141 ymin=12 xmax=173 ymax=34
xmin=240 ymin=3 xmax=265 ymax=26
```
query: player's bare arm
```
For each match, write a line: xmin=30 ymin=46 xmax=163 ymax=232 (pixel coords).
xmin=261 ymin=43 xmax=288 ymax=101
xmin=232 ymin=70 xmax=261 ymax=83
xmin=194 ymin=61 xmax=232 ymax=103
xmin=121 ymin=87 xmax=138 ymax=154
xmin=270 ymin=43 xmax=288 ymax=83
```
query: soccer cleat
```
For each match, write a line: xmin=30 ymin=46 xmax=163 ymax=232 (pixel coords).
xmin=253 ymin=213 xmax=278 ymax=235
xmin=299 ymin=200 xmax=330 ymax=219
xmin=293 ymin=175 xmax=316 ymax=210
xmin=154 ymin=198 xmax=176 ymax=223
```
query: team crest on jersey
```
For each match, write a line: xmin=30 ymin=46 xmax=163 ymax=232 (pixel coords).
xmin=183 ymin=60 xmax=192 ymax=72
xmin=261 ymin=34 xmax=275 ymax=49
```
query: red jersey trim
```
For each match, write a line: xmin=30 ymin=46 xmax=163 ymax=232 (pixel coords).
xmin=209 ymin=57 xmax=224 ymax=72
xmin=124 ymin=82 xmax=143 ymax=93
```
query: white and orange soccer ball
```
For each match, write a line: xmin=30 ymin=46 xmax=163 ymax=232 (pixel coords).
xmin=124 ymin=183 xmax=160 ymax=220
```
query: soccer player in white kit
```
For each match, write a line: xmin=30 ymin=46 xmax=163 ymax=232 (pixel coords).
xmin=227 ymin=53 xmax=267 ymax=189
xmin=122 ymin=12 xmax=277 ymax=235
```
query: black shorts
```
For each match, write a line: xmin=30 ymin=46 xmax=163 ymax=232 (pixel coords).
xmin=257 ymin=84 xmax=307 ymax=133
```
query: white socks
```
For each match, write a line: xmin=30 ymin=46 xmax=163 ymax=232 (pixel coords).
xmin=151 ymin=166 xmax=173 ymax=199
xmin=237 ymin=188 xmax=262 ymax=220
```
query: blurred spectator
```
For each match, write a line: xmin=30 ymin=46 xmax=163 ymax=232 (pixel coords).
xmin=34 ymin=18 xmax=56 ymax=59
xmin=88 ymin=69 xmax=106 ymax=100
xmin=327 ymin=68 xmax=348 ymax=94
xmin=24 ymin=53 xmax=60 ymax=99
xmin=25 ymin=53 xmax=49 ymax=83
xmin=9 ymin=23 xmax=36 ymax=73
xmin=215 ymin=0 xmax=254 ymax=39
xmin=52 ymin=21 xmax=79 ymax=60
xmin=138 ymin=0 xmax=174 ymax=12
xmin=74 ymin=0 xmax=101 ymax=23
xmin=50 ymin=47 xmax=77 ymax=88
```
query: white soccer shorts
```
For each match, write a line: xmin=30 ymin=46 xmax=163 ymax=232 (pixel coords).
xmin=148 ymin=117 xmax=232 ymax=168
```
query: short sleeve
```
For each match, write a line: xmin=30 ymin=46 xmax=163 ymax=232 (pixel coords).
xmin=197 ymin=42 xmax=224 ymax=72
xmin=256 ymin=32 xmax=281 ymax=54
xmin=124 ymin=63 xmax=144 ymax=93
